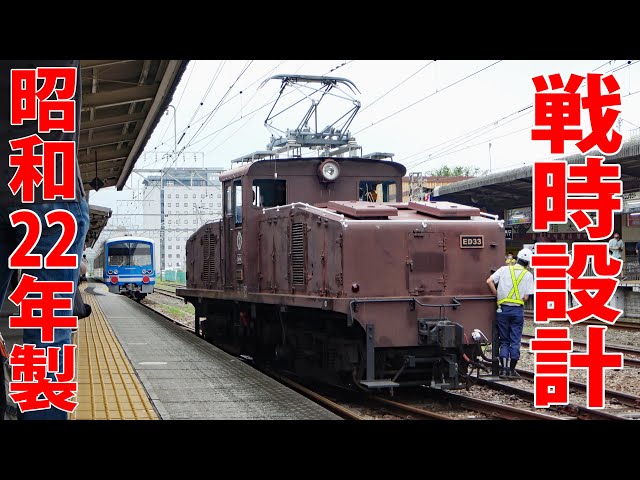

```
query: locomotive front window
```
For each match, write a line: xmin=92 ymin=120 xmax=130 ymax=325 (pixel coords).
xmin=358 ymin=180 xmax=397 ymax=202
xmin=252 ymin=179 xmax=286 ymax=208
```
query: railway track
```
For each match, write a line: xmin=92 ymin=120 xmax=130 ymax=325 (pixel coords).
xmin=476 ymin=359 xmax=639 ymax=419
xmin=416 ymin=388 xmax=562 ymax=420
xmin=475 ymin=375 xmax=636 ymax=420
xmin=511 ymin=367 xmax=640 ymax=410
xmin=152 ymin=288 xmax=183 ymax=300
xmin=521 ymin=334 xmax=640 ymax=367
xmin=524 ymin=313 xmax=640 ymax=332
xmin=136 ymin=294 xmax=636 ymax=420
xmin=139 ymin=294 xmax=195 ymax=332
xmin=136 ymin=296 xmax=575 ymax=420
xmin=258 ymin=373 xmax=561 ymax=420
xmin=583 ymin=320 xmax=640 ymax=332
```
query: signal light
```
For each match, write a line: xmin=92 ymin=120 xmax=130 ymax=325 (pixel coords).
xmin=110 ymin=276 xmax=118 ymax=284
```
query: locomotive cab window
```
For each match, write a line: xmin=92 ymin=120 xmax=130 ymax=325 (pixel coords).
xmin=234 ymin=179 xmax=242 ymax=225
xmin=225 ymin=185 xmax=232 ymax=216
xmin=359 ymin=180 xmax=397 ymax=202
xmin=252 ymin=179 xmax=286 ymax=208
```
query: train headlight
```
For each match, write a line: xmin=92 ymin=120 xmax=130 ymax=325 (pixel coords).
xmin=114 ymin=270 xmax=119 ymax=275
xmin=108 ymin=270 xmax=113 ymax=275
xmin=318 ymin=159 xmax=340 ymax=183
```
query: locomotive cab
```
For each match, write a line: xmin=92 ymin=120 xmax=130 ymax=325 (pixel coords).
xmin=219 ymin=157 xmax=405 ymax=293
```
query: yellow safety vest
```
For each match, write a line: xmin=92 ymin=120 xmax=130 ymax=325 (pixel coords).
xmin=497 ymin=265 xmax=528 ymax=306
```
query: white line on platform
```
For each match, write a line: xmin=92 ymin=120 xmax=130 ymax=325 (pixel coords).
xmin=139 ymin=361 xmax=167 ymax=365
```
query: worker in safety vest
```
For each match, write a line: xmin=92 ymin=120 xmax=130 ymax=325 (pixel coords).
xmin=485 ymin=248 xmax=534 ymax=378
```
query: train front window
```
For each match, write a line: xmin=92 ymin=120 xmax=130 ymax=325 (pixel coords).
xmin=107 ymin=243 xmax=129 ymax=267
xmin=130 ymin=243 xmax=152 ymax=266
xmin=358 ymin=181 xmax=397 ymax=202
xmin=107 ymin=242 xmax=152 ymax=267
xmin=252 ymin=179 xmax=286 ymax=208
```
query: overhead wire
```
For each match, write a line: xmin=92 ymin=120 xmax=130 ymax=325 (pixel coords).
xmin=189 ymin=60 xmax=349 ymax=152
xmin=149 ymin=59 xmax=350 ymax=154
xmin=359 ymin=61 xmax=435 ymax=114
xmin=178 ymin=60 xmax=254 ymax=152
xmin=354 ymin=61 xmax=503 ymax=135
xmin=402 ymin=59 xmax=636 ymax=173
xmin=140 ymin=62 xmax=254 ymax=203
xmin=151 ymin=60 xmax=197 ymax=155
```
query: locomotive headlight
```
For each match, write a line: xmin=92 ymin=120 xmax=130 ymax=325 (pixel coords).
xmin=108 ymin=270 xmax=113 ymax=275
xmin=114 ymin=270 xmax=119 ymax=275
xmin=318 ymin=159 xmax=340 ymax=182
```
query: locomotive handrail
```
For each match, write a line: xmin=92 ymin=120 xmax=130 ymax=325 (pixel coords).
xmin=479 ymin=212 xmax=499 ymax=220
xmin=260 ymin=202 xmax=346 ymax=220
xmin=348 ymin=295 xmax=495 ymax=327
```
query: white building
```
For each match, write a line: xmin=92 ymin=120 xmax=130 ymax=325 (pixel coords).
xmin=142 ymin=167 xmax=225 ymax=272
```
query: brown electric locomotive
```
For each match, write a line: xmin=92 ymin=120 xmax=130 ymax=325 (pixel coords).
xmin=177 ymin=155 xmax=504 ymax=390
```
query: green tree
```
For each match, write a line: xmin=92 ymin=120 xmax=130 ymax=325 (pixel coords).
xmin=427 ymin=165 xmax=485 ymax=177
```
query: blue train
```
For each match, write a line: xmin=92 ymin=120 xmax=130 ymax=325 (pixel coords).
xmin=94 ymin=236 xmax=156 ymax=301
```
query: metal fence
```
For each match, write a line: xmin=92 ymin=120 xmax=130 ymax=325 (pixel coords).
xmin=623 ymin=254 xmax=640 ymax=280
xmin=164 ymin=270 xmax=186 ymax=284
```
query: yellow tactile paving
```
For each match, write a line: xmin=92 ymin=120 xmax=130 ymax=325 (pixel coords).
xmin=69 ymin=284 xmax=159 ymax=420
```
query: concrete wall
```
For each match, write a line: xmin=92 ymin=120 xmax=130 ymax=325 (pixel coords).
xmin=623 ymin=287 xmax=640 ymax=318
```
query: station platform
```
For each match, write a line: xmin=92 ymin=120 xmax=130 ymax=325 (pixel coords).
xmin=1 ymin=281 xmax=339 ymax=420
xmin=82 ymin=282 xmax=338 ymax=419
xmin=71 ymin=286 xmax=158 ymax=419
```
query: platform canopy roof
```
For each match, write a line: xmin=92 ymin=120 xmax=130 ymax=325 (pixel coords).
xmin=432 ymin=136 xmax=640 ymax=214
xmin=79 ymin=60 xmax=189 ymax=192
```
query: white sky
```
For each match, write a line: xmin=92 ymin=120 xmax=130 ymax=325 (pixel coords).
xmin=90 ymin=59 xmax=640 ymax=225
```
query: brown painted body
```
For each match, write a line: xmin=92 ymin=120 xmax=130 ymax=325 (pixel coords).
xmin=179 ymin=157 xmax=504 ymax=387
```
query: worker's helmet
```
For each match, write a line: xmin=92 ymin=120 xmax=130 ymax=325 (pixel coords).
xmin=517 ymin=248 xmax=532 ymax=263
